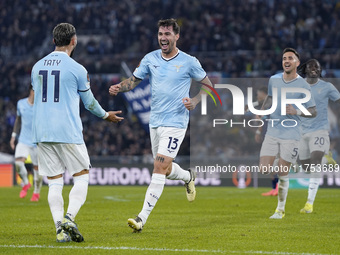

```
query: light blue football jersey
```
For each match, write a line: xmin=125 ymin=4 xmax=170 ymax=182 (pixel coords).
xmin=266 ymin=73 xmax=315 ymax=140
xmin=31 ymin=51 xmax=106 ymax=144
xmin=16 ymin=98 xmax=35 ymax=146
xmin=301 ymin=79 xmax=340 ymax=133
xmin=133 ymin=49 xmax=206 ymax=129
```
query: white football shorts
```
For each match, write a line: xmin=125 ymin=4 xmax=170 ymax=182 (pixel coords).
xmin=37 ymin=142 xmax=91 ymax=177
xmin=260 ymin=135 xmax=299 ymax=163
xmin=150 ymin=126 xmax=186 ymax=159
xmin=298 ymin=130 xmax=330 ymax=160
xmin=15 ymin=143 xmax=38 ymax=165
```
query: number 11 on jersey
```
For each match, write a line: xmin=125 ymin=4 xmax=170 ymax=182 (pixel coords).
xmin=39 ymin=70 xmax=60 ymax=102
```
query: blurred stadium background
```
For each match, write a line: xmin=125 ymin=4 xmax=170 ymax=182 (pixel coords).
xmin=1 ymin=0 xmax=340 ymax=188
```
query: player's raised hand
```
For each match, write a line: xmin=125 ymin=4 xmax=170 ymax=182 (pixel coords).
xmin=109 ymin=84 xmax=121 ymax=96
xmin=183 ymin=97 xmax=197 ymax=111
xmin=105 ymin=111 xmax=124 ymax=123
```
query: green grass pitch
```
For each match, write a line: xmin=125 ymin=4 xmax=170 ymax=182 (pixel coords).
xmin=0 ymin=185 xmax=339 ymax=255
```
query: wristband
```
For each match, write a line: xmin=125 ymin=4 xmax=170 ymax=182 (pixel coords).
xmin=102 ymin=112 xmax=109 ymax=119
xmin=296 ymin=109 xmax=302 ymax=116
xmin=11 ymin=132 xmax=17 ymax=138
xmin=255 ymin=130 xmax=261 ymax=135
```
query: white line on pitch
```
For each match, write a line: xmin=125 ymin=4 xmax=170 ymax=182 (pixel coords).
xmin=103 ymin=196 xmax=130 ymax=201
xmin=0 ymin=245 xmax=331 ymax=255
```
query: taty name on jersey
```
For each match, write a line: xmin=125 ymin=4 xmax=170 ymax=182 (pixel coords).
xmin=44 ymin=59 xmax=61 ymax=66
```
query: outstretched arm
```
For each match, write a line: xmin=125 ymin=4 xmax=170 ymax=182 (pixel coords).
xmin=109 ymin=76 xmax=142 ymax=96
xmin=260 ymin=95 xmax=272 ymax=111
xmin=286 ymin=105 xmax=317 ymax=118
xmin=183 ymin=76 xmax=213 ymax=111
xmin=10 ymin=116 xmax=21 ymax=150
xmin=80 ymin=89 xmax=124 ymax=123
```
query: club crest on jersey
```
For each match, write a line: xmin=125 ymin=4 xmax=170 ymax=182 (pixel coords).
xmin=174 ymin=65 xmax=183 ymax=72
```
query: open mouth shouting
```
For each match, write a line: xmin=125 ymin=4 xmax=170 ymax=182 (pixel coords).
xmin=160 ymin=41 xmax=169 ymax=51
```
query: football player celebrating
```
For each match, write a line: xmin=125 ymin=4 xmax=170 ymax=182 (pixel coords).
xmin=298 ymin=59 xmax=340 ymax=214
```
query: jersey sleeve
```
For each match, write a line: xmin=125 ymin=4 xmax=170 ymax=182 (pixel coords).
xmin=267 ymin=77 xmax=273 ymax=97
xmin=79 ymin=89 xmax=106 ymax=118
xmin=303 ymin=82 xmax=315 ymax=108
xmin=328 ymin=82 xmax=340 ymax=102
xmin=31 ymin=64 xmax=38 ymax=92
xmin=76 ymin=64 xmax=91 ymax=92
xmin=133 ymin=56 xmax=149 ymax=80
xmin=189 ymin=57 xmax=206 ymax=81
xmin=16 ymin=101 xmax=21 ymax=117
xmin=76 ymin=63 xmax=105 ymax=118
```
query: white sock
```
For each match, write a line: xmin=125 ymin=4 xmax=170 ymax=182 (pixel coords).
xmin=307 ymin=165 xmax=321 ymax=205
xmin=33 ymin=169 xmax=43 ymax=194
xmin=166 ymin=162 xmax=190 ymax=183
xmin=48 ymin=177 xmax=64 ymax=230
xmin=66 ymin=174 xmax=89 ymax=221
xmin=138 ymin=173 xmax=165 ymax=224
xmin=15 ymin=161 xmax=29 ymax=185
xmin=277 ymin=175 xmax=289 ymax=212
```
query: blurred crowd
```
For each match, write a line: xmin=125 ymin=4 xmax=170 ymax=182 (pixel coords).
xmin=1 ymin=0 xmax=340 ymax=159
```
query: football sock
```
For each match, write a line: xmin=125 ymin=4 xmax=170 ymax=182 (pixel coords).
xmin=272 ymin=177 xmax=278 ymax=189
xmin=66 ymin=174 xmax=89 ymax=221
xmin=277 ymin=175 xmax=289 ymax=212
xmin=15 ymin=161 xmax=29 ymax=185
xmin=33 ymin=169 xmax=43 ymax=194
xmin=166 ymin=162 xmax=190 ymax=182
xmin=139 ymin=173 xmax=165 ymax=224
xmin=48 ymin=177 xmax=64 ymax=230
xmin=307 ymin=165 xmax=321 ymax=205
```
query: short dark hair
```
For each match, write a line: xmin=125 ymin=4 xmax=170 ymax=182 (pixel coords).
xmin=158 ymin=19 xmax=180 ymax=34
xmin=258 ymin=87 xmax=268 ymax=95
xmin=53 ymin=23 xmax=76 ymax=47
xmin=282 ymin=48 xmax=300 ymax=60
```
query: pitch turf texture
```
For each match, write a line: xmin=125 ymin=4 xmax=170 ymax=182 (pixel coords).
xmin=0 ymin=186 xmax=339 ymax=255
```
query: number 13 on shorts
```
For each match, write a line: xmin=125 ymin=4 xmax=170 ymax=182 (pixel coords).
xmin=168 ymin=137 xmax=179 ymax=150
xmin=150 ymin=127 xmax=186 ymax=158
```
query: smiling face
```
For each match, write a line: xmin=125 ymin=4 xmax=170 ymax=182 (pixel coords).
xmin=282 ymin=51 xmax=300 ymax=74
xmin=158 ymin=26 xmax=179 ymax=57
xmin=305 ymin=60 xmax=321 ymax=79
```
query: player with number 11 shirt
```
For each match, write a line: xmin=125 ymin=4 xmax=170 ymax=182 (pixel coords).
xmin=31 ymin=23 xmax=123 ymax=243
